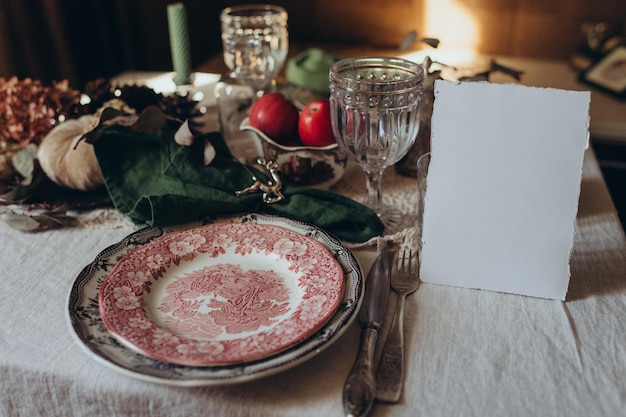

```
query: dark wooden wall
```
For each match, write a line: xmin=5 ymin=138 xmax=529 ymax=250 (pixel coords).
xmin=277 ymin=0 xmax=625 ymax=59
xmin=1 ymin=0 xmax=624 ymax=86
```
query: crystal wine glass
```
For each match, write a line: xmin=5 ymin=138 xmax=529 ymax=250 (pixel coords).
xmin=329 ymin=56 xmax=425 ymax=232
xmin=217 ymin=5 xmax=288 ymax=163
xmin=219 ymin=4 xmax=288 ymax=96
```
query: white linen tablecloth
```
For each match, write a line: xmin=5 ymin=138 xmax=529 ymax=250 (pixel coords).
xmin=2 ymin=144 xmax=626 ymax=417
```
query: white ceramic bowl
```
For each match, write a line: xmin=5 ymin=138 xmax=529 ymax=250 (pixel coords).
xmin=240 ymin=118 xmax=348 ymax=189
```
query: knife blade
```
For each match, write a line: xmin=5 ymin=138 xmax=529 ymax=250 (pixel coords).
xmin=343 ymin=247 xmax=394 ymax=417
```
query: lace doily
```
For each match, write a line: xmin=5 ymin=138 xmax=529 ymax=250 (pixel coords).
xmin=74 ymin=208 xmax=136 ymax=230
xmin=331 ymin=162 xmax=422 ymax=252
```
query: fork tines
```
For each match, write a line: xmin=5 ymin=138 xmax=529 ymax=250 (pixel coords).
xmin=395 ymin=249 xmax=418 ymax=274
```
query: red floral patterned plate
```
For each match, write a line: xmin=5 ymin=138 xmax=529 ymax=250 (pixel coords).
xmin=98 ymin=222 xmax=344 ymax=366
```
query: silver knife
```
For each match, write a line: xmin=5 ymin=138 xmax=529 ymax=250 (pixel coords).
xmin=343 ymin=247 xmax=394 ymax=417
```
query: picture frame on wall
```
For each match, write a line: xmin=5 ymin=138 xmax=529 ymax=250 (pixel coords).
xmin=581 ymin=46 xmax=626 ymax=99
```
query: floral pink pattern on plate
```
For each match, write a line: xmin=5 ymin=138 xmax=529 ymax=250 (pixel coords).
xmin=98 ymin=222 xmax=344 ymax=366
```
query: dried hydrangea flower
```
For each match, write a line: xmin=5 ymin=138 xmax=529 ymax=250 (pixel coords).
xmin=0 ymin=76 xmax=80 ymax=149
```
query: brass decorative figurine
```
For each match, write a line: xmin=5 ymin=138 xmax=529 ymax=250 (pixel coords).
xmin=236 ymin=158 xmax=285 ymax=204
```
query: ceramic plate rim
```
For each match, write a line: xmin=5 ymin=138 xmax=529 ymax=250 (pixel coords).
xmin=66 ymin=213 xmax=363 ymax=386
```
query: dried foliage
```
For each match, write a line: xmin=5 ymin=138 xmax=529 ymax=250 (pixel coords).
xmin=0 ymin=77 xmax=202 ymax=232
xmin=0 ymin=77 xmax=81 ymax=150
xmin=69 ymin=79 xmax=203 ymax=124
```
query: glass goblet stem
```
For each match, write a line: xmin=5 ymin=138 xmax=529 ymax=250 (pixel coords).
xmin=363 ymin=169 xmax=384 ymax=215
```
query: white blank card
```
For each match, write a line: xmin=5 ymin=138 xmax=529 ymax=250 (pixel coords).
xmin=419 ymin=80 xmax=590 ymax=300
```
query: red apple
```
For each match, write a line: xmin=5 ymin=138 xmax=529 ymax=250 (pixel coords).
xmin=298 ymin=99 xmax=336 ymax=147
xmin=249 ymin=93 xmax=299 ymax=144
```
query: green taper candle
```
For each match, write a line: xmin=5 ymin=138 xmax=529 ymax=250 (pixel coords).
xmin=167 ymin=2 xmax=193 ymax=85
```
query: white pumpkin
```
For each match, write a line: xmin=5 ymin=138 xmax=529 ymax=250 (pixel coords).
xmin=37 ymin=114 xmax=104 ymax=191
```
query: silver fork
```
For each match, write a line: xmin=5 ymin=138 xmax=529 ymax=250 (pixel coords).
xmin=375 ymin=249 xmax=420 ymax=402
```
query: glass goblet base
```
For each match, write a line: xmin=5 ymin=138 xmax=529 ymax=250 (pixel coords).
xmin=360 ymin=169 xmax=413 ymax=235
xmin=374 ymin=204 xmax=414 ymax=235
